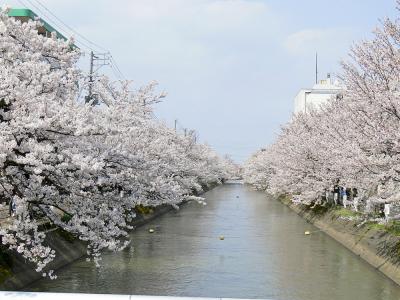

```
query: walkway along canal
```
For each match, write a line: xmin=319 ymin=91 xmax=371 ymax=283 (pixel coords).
xmin=25 ymin=183 xmax=400 ymax=300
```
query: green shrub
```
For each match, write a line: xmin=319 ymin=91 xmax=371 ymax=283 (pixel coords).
xmin=276 ymin=194 xmax=291 ymax=205
xmin=57 ymin=228 xmax=75 ymax=243
xmin=367 ymin=221 xmax=400 ymax=236
xmin=61 ymin=213 xmax=72 ymax=223
xmin=135 ymin=205 xmax=154 ymax=215
xmin=0 ymin=247 xmax=13 ymax=283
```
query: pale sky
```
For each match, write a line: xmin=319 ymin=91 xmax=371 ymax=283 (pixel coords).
xmin=3 ymin=0 xmax=398 ymax=162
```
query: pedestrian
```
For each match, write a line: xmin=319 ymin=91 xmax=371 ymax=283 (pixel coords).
xmin=333 ymin=185 xmax=339 ymax=206
xmin=342 ymin=186 xmax=348 ymax=208
xmin=8 ymin=199 xmax=12 ymax=217
xmin=325 ymin=189 xmax=330 ymax=204
xmin=352 ymin=188 xmax=359 ymax=211
xmin=9 ymin=199 xmax=16 ymax=217
xmin=12 ymin=199 xmax=16 ymax=217
xmin=384 ymin=204 xmax=391 ymax=221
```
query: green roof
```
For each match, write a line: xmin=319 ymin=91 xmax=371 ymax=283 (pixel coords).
xmin=8 ymin=8 xmax=68 ymax=41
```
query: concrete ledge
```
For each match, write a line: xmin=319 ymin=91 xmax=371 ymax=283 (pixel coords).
xmin=0 ymin=291 xmax=268 ymax=300
xmin=281 ymin=198 xmax=400 ymax=286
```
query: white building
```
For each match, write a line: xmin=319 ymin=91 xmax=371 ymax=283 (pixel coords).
xmin=293 ymin=74 xmax=343 ymax=115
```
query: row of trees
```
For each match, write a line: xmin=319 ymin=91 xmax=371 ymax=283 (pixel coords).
xmin=0 ymin=11 xmax=236 ymax=277
xmin=244 ymin=5 xmax=400 ymax=216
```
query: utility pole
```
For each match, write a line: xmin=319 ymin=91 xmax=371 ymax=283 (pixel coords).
xmin=315 ymin=52 xmax=318 ymax=84
xmin=174 ymin=119 xmax=177 ymax=132
xmin=86 ymin=51 xmax=95 ymax=104
xmin=191 ymin=130 xmax=197 ymax=143
xmin=85 ymin=52 xmax=112 ymax=105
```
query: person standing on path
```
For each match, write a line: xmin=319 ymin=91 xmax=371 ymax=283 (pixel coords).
xmin=333 ymin=185 xmax=339 ymax=205
xmin=342 ymin=186 xmax=347 ymax=207
xmin=9 ymin=199 xmax=16 ymax=217
xmin=352 ymin=188 xmax=359 ymax=211
xmin=325 ymin=189 xmax=331 ymax=204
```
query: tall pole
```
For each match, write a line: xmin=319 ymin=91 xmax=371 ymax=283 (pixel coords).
xmin=86 ymin=51 xmax=94 ymax=104
xmin=315 ymin=52 xmax=318 ymax=84
xmin=174 ymin=119 xmax=177 ymax=132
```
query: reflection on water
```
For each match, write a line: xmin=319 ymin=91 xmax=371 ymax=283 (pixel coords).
xmin=26 ymin=184 xmax=400 ymax=300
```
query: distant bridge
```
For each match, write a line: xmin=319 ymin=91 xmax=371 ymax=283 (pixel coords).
xmin=224 ymin=179 xmax=244 ymax=184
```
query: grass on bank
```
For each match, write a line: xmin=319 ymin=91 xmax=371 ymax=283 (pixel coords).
xmin=332 ymin=207 xmax=362 ymax=218
xmin=277 ymin=193 xmax=400 ymax=237
xmin=367 ymin=221 xmax=400 ymax=236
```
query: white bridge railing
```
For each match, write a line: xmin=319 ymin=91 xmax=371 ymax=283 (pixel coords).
xmin=0 ymin=292 xmax=267 ymax=300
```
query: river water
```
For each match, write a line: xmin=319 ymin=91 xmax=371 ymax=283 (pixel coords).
xmin=25 ymin=183 xmax=400 ymax=299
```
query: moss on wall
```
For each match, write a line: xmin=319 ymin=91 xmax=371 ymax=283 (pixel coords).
xmin=0 ymin=247 xmax=13 ymax=284
xmin=135 ymin=205 xmax=154 ymax=215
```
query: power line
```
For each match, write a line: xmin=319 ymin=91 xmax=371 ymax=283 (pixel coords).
xmin=109 ymin=55 xmax=125 ymax=79
xmin=17 ymin=0 xmax=126 ymax=80
xmin=32 ymin=0 xmax=108 ymax=52
xmin=31 ymin=0 xmax=95 ymax=52
xmin=18 ymin=0 xmax=94 ymax=52
xmin=108 ymin=57 xmax=124 ymax=80
xmin=109 ymin=63 xmax=122 ymax=80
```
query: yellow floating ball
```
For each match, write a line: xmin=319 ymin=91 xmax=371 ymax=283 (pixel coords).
xmin=304 ymin=231 xmax=310 ymax=235
xmin=219 ymin=235 xmax=225 ymax=240
xmin=149 ymin=228 xmax=155 ymax=233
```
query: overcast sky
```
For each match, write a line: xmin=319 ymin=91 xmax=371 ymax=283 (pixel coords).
xmin=4 ymin=0 xmax=398 ymax=162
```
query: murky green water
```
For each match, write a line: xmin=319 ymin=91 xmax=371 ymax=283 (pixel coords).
xmin=25 ymin=183 xmax=400 ymax=299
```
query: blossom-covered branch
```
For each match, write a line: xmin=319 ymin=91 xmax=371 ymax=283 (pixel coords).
xmin=0 ymin=10 xmax=236 ymax=278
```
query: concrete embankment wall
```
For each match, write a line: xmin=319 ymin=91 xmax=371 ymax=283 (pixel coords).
xmin=0 ymin=182 xmax=219 ymax=290
xmin=278 ymin=196 xmax=400 ymax=286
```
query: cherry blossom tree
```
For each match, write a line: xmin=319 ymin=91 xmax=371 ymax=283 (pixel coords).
xmin=0 ymin=9 xmax=234 ymax=277
xmin=244 ymin=2 xmax=400 ymax=214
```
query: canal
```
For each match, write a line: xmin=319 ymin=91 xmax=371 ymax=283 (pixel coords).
xmin=25 ymin=183 xmax=400 ymax=299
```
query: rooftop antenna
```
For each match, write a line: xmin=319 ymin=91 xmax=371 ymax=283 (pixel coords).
xmin=315 ymin=52 xmax=318 ymax=84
